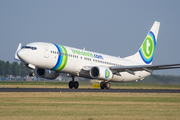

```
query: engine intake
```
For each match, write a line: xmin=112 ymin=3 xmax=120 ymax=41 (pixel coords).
xmin=90 ymin=67 xmax=99 ymax=78
xmin=90 ymin=66 xmax=113 ymax=80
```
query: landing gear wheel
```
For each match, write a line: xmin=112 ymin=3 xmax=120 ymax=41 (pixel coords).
xmin=74 ymin=81 xmax=79 ymax=89
xmin=100 ymin=82 xmax=105 ymax=89
xmin=105 ymin=82 xmax=110 ymax=89
xmin=69 ymin=81 xmax=74 ymax=89
xmin=68 ymin=75 xmax=79 ymax=89
xmin=29 ymin=72 xmax=35 ymax=77
xmin=100 ymin=82 xmax=111 ymax=89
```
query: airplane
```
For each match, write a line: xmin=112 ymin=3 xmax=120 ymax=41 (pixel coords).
xmin=14 ymin=21 xmax=180 ymax=89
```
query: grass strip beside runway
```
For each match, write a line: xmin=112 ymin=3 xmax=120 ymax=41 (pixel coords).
xmin=0 ymin=92 xmax=180 ymax=120
xmin=0 ymin=81 xmax=180 ymax=89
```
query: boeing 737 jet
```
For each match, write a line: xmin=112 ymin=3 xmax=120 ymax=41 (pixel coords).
xmin=15 ymin=21 xmax=180 ymax=89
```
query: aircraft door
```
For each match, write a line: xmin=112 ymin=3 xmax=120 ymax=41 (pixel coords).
xmin=43 ymin=44 xmax=49 ymax=58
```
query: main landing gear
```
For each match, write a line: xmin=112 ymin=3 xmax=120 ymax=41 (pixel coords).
xmin=69 ymin=76 xmax=79 ymax=89
xmin=100 ymin=81 xmax=111 ymax=89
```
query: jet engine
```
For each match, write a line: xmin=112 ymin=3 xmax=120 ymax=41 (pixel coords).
xmin=35 ymin=68 xmax=59 ymax=79
xmin=90 ymin=66 xmax=113 ymax=80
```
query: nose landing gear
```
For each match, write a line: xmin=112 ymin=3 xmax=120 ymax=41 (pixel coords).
xmin=29 ymin=71 xmax=35 ymax=77
xmin=68 ymin=76 xmax=79 ymax=89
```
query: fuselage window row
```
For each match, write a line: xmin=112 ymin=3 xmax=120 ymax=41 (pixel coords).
xmin=50 ymin=51 xmax=122 ymax=66
xmin=93 ymin=59 xmax=121 ymax=66
xmin=50 ymin=51 xmax=79 ymax=58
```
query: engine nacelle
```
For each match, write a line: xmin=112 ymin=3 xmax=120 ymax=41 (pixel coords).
xmin=35 ymin=68 xmax=59 ymax=79
xmin=90 ymin=66 xmax=113 ymax=81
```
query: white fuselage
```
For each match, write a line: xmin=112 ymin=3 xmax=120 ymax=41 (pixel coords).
xmin=18 ymin=42 xmax=151 ymax=82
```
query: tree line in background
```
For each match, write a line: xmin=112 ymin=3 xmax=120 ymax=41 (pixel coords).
xmin=143 ymin=74 xmax=180 ymax=84
xmin=0 ymin=60 xmax=30 ymax=79
xmin=0 ymin=60 xmax=180 ymax=84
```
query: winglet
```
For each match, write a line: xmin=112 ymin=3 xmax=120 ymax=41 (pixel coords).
xmin=14 ymin=43 xmax=22 ymax=61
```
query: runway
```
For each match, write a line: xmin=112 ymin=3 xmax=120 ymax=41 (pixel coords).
xmin=0 ymin=88 xmax=180 ymax=93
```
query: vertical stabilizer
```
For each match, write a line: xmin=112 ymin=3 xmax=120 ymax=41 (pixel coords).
xmin=124 ymin=21 xmax=160 ymax=65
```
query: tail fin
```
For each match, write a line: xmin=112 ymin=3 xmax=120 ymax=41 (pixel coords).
xmin=124 ymin=21 xmax=160 ymax=65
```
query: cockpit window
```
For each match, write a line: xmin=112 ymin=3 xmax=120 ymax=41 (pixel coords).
xmin=22 ymin=46 xmax=37 ymax=50
xmin=31 ymin=47 xmax=37 ymax=50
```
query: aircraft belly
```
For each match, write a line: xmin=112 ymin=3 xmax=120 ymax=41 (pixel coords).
xmin=111 ymin=71 xmax=151 ymax=82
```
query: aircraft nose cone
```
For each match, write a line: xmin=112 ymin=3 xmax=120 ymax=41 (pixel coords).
xmin=17 ymin=49 xmax=27 ymax=62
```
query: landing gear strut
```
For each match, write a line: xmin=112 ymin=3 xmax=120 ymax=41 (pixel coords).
xmin=100 ymin=81 xmax=110 ymax=89
xmin=68 ymin=76 xmax=79 ymax=89
xmin=29 ymin=71 xmax=35 ymax=77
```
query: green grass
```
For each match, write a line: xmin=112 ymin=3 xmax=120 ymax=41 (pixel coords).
xmin=0 ymin=81 xmax=68 ymax=85
xmin=0 ymin=81 xmax=180 ymax=89
xmin=0 ymin=92 xmax=180 ymax=120
xmin=111 ymin=82 xmax=180 ymax=89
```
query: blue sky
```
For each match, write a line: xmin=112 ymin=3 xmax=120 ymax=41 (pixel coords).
xmin=0 ymin=0 xmax=180 ymax=75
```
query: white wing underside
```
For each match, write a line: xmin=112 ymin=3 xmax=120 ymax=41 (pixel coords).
xmin=83 ymin=64 xmax=180 ymax=75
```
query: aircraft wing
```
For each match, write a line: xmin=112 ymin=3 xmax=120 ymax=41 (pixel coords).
xmin=110 ymin=64 xmax=180 ymax=74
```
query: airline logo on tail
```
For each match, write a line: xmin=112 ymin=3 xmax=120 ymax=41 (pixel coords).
xmin=139 ymin=31 xmax=156 ymax=64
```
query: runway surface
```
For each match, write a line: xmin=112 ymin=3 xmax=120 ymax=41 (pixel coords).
xmin=0 ymin=88 xmax=180 ymax=93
